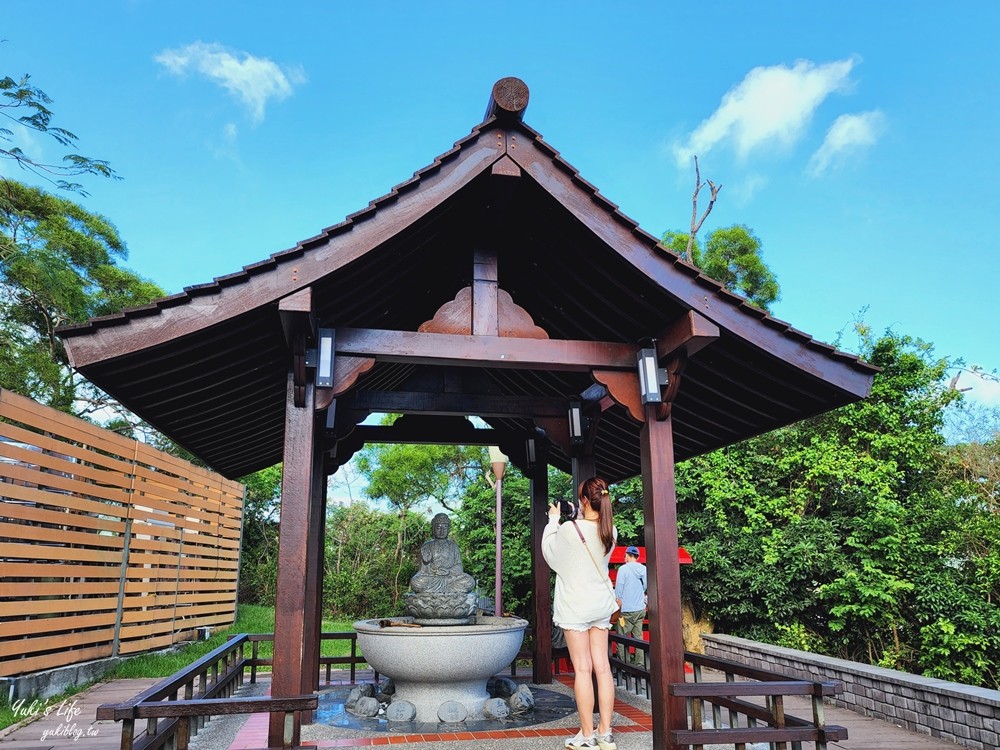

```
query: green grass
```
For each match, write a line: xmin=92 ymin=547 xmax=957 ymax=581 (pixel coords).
xmin=0 ymin=604 xmax=357 ymax=731
xmin=107 ymin=604 xmax=358 ymax=679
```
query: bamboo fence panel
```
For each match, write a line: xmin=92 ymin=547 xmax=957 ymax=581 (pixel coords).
xmin=0 ymin=389 xmax=244 ymax=677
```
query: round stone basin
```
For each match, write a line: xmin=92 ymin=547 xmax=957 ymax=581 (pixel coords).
xmin=354 ymin=615 xmax=528 ymax=723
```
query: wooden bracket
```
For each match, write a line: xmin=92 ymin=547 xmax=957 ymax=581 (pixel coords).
xmin=279 ymin=288 xmax=316 ymax=409
xmin=656 ymin=310 xmax=720 ymax=360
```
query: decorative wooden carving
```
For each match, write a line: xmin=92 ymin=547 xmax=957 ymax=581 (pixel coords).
xmin=535 ymin=416 xmax=572 ymax=458
xmin=491 ymin=154 xmax=522 ymax=178
xmin=331 ymin=355 xmax=376 ymax=398
xmin=419 ymin=286 xmax=549 ymax=339
xmin=592 ymin=370 xmax=643 ymax=423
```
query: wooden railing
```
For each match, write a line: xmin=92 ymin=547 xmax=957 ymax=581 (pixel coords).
xmin=673 ymin=652 xmax=847 ymax=749
xmin=0 ymin=389 xmax=244 ymax=677
xmin=97 ymin=631 xmax=371 ymax=750
xmin=608 ymin=633 xmax=847 ymax=749
xmin=101 ymin=628 xmax=845 ymax=750
xmin=245 ymin=632 xmax=366 ymax=684
xmin=97 ymin=634 xmax=317 ymax=750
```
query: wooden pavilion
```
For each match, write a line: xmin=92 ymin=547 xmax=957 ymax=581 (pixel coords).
xmin=59 ymin=77 xmax=876 ymax=748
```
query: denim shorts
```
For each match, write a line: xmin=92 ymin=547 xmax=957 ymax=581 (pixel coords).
xmin=555 ymin=618 xmax=614 ymax=632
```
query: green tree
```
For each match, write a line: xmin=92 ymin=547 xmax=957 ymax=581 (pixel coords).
xmin=0 ymin=180 xmax=164 ymax=413
xmin=674 ymin=328 xmax=1000 ymax=687
xmin=355 ymin=426 xmax=483 ymax=599
xmin=0 ymin=70 xmax=162 ymax=418
xmin=1 ymin=73 xmax=117 ymax=194
xmin=661 ymin=224 xmax=779 ymax=311
xmin=236 ymin=465 xmax=283 ymax=606
xmin=325 ymin=503 xmax=428 ymax=617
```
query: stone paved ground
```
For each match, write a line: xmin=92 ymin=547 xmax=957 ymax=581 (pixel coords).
xmin=0 ymin=671 xmax=963 ymax=750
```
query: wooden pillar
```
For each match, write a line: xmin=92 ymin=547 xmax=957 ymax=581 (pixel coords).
xmin=299 ymin=439 xmax=326 ymax=723
xmin=571 ymin=455 xmax=595 ymax=496
xmin=529 ymin=453 xmax=552 ymax=684
xmin=641 ymin=407 xmax=686 ymax=750
xmin=267 ymin=374 xmax=315 ymax=748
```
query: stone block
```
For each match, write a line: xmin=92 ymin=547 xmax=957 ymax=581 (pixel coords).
xmin=482 ymin=698 xmax=510 ymax=720
xmin=386 ymin=700 xmax=417 ymax=722
xmin=510 ymin=685 xmax=534 ymax=714
xmin=438 ymin=700 xmax=468 ymax=723
xmin=492 ymin=676 xmax=518 ymax=698
xmin=352 ymin=696 xmax=380 ymax=718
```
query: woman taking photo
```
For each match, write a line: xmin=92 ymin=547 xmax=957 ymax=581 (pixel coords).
xmin=542 ymin=476 xmax=618 ymax=750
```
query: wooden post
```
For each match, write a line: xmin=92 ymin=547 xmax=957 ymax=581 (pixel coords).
xmin=299 ymin=438 xmax=326 ymax=723
xmin=472 ymin=247 xmax=499 ymax=337
xmin=530 ymin=451 xmax=552 ymax=684
xmin=641 ymin=407 xmax=686 ymax=749
xmin=267 ymin=372 xmax=315 ymax=748
xmin=571 ymin=455 xmax=595 ymax=497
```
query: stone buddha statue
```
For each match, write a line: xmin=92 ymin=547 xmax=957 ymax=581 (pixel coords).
xmin=405 ymin=512 xmax=478 ymax=624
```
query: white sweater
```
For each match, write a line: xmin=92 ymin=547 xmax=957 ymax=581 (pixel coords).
xmin=542 ymin=517 xmax=618 ymax=627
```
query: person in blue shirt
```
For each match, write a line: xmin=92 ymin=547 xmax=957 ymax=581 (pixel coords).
xmin=613 ymin=546 xmax=647 ymax=665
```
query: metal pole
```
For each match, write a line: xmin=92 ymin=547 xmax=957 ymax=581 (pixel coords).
xmin=488 ymin=446 xmax=507 ymax=618
xmin=494 ymin=475 xmax=502 ymax=617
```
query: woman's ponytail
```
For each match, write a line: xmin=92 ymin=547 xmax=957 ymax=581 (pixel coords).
xmin=579 ymin=476 xmax=615 ymax=554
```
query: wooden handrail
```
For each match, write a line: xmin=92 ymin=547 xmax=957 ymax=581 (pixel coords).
xmin=670 ymin=680 xmax=844 ymax=697
xmin=132 ymin=695 xmax=317 ymax=719
xmin=99 ymin=634 xmax=251 ymax=716
xmin=673 ymin=725 xmax=846 ymax=744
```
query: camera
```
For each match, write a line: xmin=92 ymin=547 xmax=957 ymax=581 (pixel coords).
xmin=554 ymin=497 xmax=578 ymax=520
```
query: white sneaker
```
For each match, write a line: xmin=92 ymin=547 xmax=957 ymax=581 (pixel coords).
xmin=564 ymin=731 xmax=599 ymax=749
xmin=595 ymin=731 xmax=616 ymax=750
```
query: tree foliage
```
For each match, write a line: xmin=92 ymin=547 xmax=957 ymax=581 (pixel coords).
xmin=355 ymin=426 xmax=484 ymax=599
xmin=0 ymin=180 xmax=164 ymax=414
xmin=1 ymin=73 xmax=118 ymax=194
xmin=673 ymin=328 xmax=1000 ymax=687
xmin=325 ymin=503 xmax=428 ymax=618
xmin=0 ymin=69 xmax=162 ymax=421
xmin=661 ymin=224 xmax=779 ymax=311
xmin=236 ymin=465 xmax=283 ymax=606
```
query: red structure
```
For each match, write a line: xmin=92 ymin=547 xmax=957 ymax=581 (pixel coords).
xmin=59 ymin=78 xmax=876 ymax=748
xmin=608 ymin=545 xmax=692 ymax=567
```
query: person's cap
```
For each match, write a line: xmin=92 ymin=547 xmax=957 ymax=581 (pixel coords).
xmin=626 ymin=546 xmax=640 ymax=557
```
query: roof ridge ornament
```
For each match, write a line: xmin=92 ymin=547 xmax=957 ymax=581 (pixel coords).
xmin=485 ymin=77 xmax=529 ymax=122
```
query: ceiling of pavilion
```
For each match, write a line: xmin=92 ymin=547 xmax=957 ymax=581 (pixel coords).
xmin=59 ymin=81 xmax=877 ymax=483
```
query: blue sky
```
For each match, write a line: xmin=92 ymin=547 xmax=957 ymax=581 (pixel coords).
xmin=3 ymin=1 xmax=999 ymax=408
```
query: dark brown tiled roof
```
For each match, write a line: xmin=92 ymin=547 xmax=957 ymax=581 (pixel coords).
xmin=60 ymin=91 xmax=874 ymax=481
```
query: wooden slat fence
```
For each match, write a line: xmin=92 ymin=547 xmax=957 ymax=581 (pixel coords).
xmin=0 ymin=388 xmax=244 ymax=677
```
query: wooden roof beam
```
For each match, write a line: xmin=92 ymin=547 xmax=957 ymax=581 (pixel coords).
xmin=656 ymin=310 xmax=720 ymax=360
xmin=342 ymin=388 xmax=569 ymax=418
xmin=278 ymin=287 xmax=315 ymax=346
xmin=484 ymin=77 xmax=529 ymax=122
xmin=335 ymin=327 xmax=635 ymax=371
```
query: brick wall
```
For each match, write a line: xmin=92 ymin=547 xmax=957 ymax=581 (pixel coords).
xmin=702 ymin=634 xmax=1000 ymax=750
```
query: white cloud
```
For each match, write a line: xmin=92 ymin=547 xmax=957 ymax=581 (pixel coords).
xmin=807 ymin=110 xmax=886 ymax=176
xmin=673 ymin=57 xmax=859 ymax=167
xmin=729 ymin=173 xmax=768 ymax=206
xmin=155 ymin=41 xmax=305 ymax=122
xmin=968 ymin=374 xmax=1000 ymax=406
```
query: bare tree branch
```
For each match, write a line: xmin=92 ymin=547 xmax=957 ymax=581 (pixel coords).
xmin=685 ymin=155 xmax=722 ymax=263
